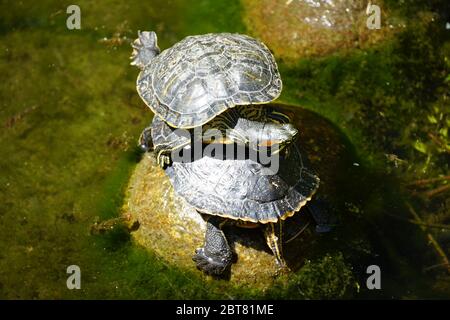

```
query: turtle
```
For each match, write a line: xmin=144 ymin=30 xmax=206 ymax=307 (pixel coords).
xmin=130 ymin=31 xmax=282 ymax=129
xmin=139 ymin=105 xmax=299 ymax=168
xmin=163 ymin=138 xmax=321 ymax=275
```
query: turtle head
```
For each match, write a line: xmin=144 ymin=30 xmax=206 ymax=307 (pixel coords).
xmin=130 ymin=31 xmax=160 ymax=70
xmin=266 ymin=123 xmax=299 ymax=153
xmin=226 ymin=119 xmax=299 ymax=153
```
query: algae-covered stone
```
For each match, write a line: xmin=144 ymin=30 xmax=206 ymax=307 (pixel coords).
xmin=242 ymin=0 xmax=398 ymax=59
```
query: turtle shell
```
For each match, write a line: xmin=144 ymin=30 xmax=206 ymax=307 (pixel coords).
xmin=137 ymin=33 xmax=282 ymax=129
xmin=165 ymin=144 xmax=320 ymax=223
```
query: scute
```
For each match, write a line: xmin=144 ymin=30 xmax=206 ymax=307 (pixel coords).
xmin=137 ymin=33 xmax=282 ymax=128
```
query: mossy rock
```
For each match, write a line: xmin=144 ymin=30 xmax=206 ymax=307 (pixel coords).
xmin=123 ymin=104 xmax=354 ymax=289
xmin=242 ymin=0 xmax=397 ymax=60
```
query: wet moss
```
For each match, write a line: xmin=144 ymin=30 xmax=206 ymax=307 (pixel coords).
xmin=270 ymin=253 xmax=357 ymax=300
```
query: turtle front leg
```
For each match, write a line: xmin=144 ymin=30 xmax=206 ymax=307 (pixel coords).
xmin=193 ymin=216 xmax=233 ymax=275
xmin=263 ymin=222 xmax=289 ymax=271
xmin=138 ymin=125 xmax=171 ymax=168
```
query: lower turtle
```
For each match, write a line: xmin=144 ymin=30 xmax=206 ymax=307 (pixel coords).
xmin=164 ymin=140 xmax=321 ymax=275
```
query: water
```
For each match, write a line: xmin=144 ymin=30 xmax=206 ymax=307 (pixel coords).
xmin=0 ymin=0 xmax=449 ymax=299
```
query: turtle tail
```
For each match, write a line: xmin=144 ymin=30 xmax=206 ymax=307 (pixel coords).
xmin=130 ymin=31 xmax=160 ymax=70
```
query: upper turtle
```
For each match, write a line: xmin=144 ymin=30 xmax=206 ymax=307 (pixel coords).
xmin=131 ymin=31 xmax=282 ymax=129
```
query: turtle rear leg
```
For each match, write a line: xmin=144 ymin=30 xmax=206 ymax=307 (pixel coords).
xmin=193 ymin=216 xmax=233 ymax=275
xmin=130 ymin=31 xmax=160 ymax=70
xmin=263 ymin=222 xmax=289 ymax=271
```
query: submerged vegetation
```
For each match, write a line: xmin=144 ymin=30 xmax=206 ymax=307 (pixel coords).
xmin=0 ymin=0 xmax=449 ymax=299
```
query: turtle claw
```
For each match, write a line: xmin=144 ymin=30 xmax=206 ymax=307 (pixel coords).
xmin=274 ymin=260 xmax=290 ymax=276
xmin=192 ymin=247 xmax=231 ymax=275
xmin=157 ymin=154 xmax=171 ymax=169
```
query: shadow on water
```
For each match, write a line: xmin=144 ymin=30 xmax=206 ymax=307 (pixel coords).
xmin=275 ymin=103 xmax=447 ymax=299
